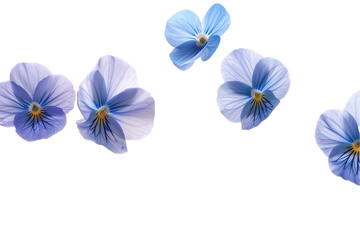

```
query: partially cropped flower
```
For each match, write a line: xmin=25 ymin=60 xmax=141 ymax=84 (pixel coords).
xmin=315 ymin=91 xmax=360 ymax=185
xmin=77 ymin=56 xmax=155 ymax=154
xmin=217 ymin=49 xmax=290 ymax=129
xmin=165 ymin=3 xmax=231 ymax=70
xmin=0 ymin=63 xmax=75 ymax=141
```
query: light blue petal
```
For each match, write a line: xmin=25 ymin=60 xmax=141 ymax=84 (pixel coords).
xmin=174 ymin=61 xmax=194 ymax=71
xmin=345 ymin=91 xmax=360 ymax=125
xmin=251 ymin=57 xmax=290 ymax=100
xmin=77 ymin=110 xmax=127 ymax=154
xmin=217 ymin=81 xmax=252 ymax=123
xmin=90 ymin=70 xmax=108 ymax=108
xmin=315 ymin=110 xmax=359 ymax=156
xmin=14 ymin=106 xmax=66 ymax=141
xmin=221 ymin=49 xmax=263 ymax=86
xmin=329 ymin=143 xmax=360 ymax=185
xmin=107 ymin=88 xmax=155 ymax=140
xmin=170 ymin=40 xmax=205 ymax=70
xmin=93 ymin=56 xmax=138 ymax=100
xmin=33 ymin=75 xmax=75 ymax=113
xmin=165 ymin=10 xmax=201 ymax=47
xmin=202 ymin=3 xmax=231 ymax=36
xmin=0 ymin=82 xmax=28 ymax=126
xmin=201 ymin=35 xmax=220 ymax=61
xmin=10 ymin=63 xmax=51 ymax=97
xmin=10 ymin=82 xmax=32 ymax=105
xmin=240 ymin=90 xmax=280 ymax=130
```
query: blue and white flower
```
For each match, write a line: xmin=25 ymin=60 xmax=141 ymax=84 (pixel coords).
xmin=217 ymin=49 xmax=290 ymax=129
xmin=316 ymin=91 xmax=360 ymax=185
xmin=0 ymin=63 xmax=75 ymax=141
xmin=165 ymin=3 xmax=231 ymax=70
xmin=77 ymin=56 xmax=155 ymax=154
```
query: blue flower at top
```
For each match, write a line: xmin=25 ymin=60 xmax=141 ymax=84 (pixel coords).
xmin=165 ymin=3 xmax=231 ymax=70
xmin=0 ymin=63 xmax=75 ymax=141
xmin=316 ymin=91 xmax=360 ymax=185
xmin=77 ymin=56 xmax=155 ymax=154
xmin=217 ymin=49 xmax=290 ymax=129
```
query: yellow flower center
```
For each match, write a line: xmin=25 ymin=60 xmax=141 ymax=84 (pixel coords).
xmin=196 ymin=33 xmax=208 ymax=46
xmin=29 ymin=102 xmax=42 ymax=119
xmin=97 ymin=105 xmax=109 ymax=120
xmin=251 ymin=89 xmax=263 ymax=103
xmin=352 ymin=140 xmax=360 ymax=153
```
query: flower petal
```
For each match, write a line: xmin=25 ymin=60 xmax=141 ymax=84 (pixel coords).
xmin=315 ymin=110 xmax=359 ymax=156
xmin=0 ymin=82 xmax=29 ymax=126
xmin=251 ymin=57 xmax=290 ymax=100
xmin=328 ymin=143 xmax=360 ymax=185
xmin=202 ymin=3 xmax=231 ymax=36
xmin=10 ymin=63 xmax=51 ymax=97
xmin=169 ymin=40 xmax=205 ymax=70
xmin=217 ymin=81 xmax=252 ymax=123
xmin=221 ymin=49 xmax=263 ymax=86
xmin=201 ymin=35 xmax=221 ymax=61
xmin=93 ymin=56 xmax=138 ymax=100
xmin=14 ymin=106 xmax=66 ymax=141
xmin=33 ymin=75 xmax=75 ymax=113
xmin=77 ymin=110 xmax=127 ymax=154
xmin=108 ymin=88 xmax=155 ymax=140
xmin=240 ymin=90 xmax=280 ymax=130
xmin=165 ymin=10 xmax=201 ymax=47
xmin=345 ymin=91 xmax=360 ymax=125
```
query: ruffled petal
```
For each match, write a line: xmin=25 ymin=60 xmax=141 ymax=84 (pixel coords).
xmin=14 ymin=106 xmax=66 ymax=141
xmin=33 ymin=75 xmax=75 ymax=113
xmin=107 ymin=88 xmax=155 ymax=140
xmin=329 ymin=143 xmax=360 ymax=185
xmin=251 ymin=57 xmax=290 ymax=100
xmin=201 ymin=35 xmax=221 ymax=61
xmin=165 ymin=10 xmax=201 ymax=47
xmin=93 ymin=56 xmax=138 ymax=99
xmin=77 ymin=110 xmax=127 ymax=154
xmin=10 ymin=63 xmax=51 ymax=97
xmin=169 ymin=40 xmax=205 ymax=70
xmin=217 ymin=81 xmax=252 ymax=123
xmin=345 ymin=91 xmax=360 ymax=125
xmin=315 ymin=110 xmax=359 ymax=156
xmin=240 ymin=90 xmax=280 ymax=130
xmin=0 ymin=82 xmax=29 ymax=126
xmin=221 ymin=49 xmax=263 ymax=86
xmin=202 ymin=3 xmax=231 ymax=36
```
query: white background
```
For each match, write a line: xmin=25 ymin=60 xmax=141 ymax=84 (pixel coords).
xmin=0 ymin=0 xmax=359 ymax=239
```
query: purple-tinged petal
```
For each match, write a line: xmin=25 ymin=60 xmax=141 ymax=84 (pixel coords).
xmin=345 ymin=91 xmax=360 ymax=126
xmin=221 ymin=49 xmax=263 ymax=86
xmin=10 ymin=82 xmax=32 ymax=106
xmin=217 ymin=81 xmax=252 ymax=123
xmin=201 ymin=35 xmax=220 ymax=61
xmin=165 ymin=10 xmax=202 ymax=47
xmin=14 ymin=106 xmax=66 ymax=141
xmin=77 ymin=110 xmax=127 ymax=154
xmin=315 ymin=110 xmax=359 ymax=156
xmin=170 ymin=40 xmax=205 ymax=70
xmin=240 ymin=90 xmax=280 ymax=130
xmin=93 ymin=56 xmax=138 ymax=100
xmin=91 ymin=70 xmax=108 ymax=108
xmin=202 ymin=4 xmax=231 ymax=36
xmin=0 ymin=82 xmax=29 ymax=127
xmin=328 ymin=143 xmax=360 ymax=185
xmin=10 ymin=63 xmax=51 ymax=97
xmin=252 ymin=57 xmax=290 ymax=100
xmin=33 ymin=75 xmax=75 ymax=113
xmin=108 ymin=88 xmax=155 ymax=140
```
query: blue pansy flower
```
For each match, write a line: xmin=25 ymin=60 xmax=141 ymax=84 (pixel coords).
xmin=77 ymin=56 xmax=155 ymax=154
xmin=315 ymin=91 xmax=360 ymax=185
xmin=165 ymin=3 xmax=231 ymax=70
xmin=217 ymin=49 xmax=290 ymax=129
xmin=0 ymin=63 xmax=75 ymax=141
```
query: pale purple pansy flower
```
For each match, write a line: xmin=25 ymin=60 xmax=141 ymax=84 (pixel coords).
xmin=77 ymin=56 xmax=155 ymax=154
xmin=0 ymin=63 xmax=75 ymax=141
